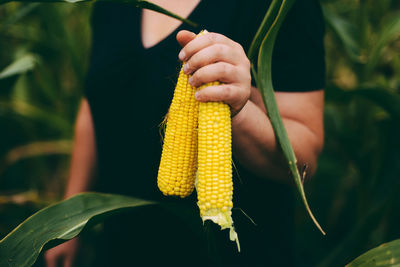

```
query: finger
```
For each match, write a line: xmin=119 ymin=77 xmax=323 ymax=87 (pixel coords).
xmin=45 ymin=258 xmax=56 ymax=267
xmin=189 ymin=62 xmax=243 ymax=87
xmin=179 ymin=32 xmax=238 ymax=61
xmin=176 ymin=30 xmax=196 ymax=48
xmin=64 ymin=257 xmax=73 ymax=267
xmin=44 ymin=251 xmax=55 ymax=267
xmin=45 ymin=253 xmax=61 ymax=267
xmin=182 ymin=44 xmax=243 ymax=75
xmin=195 ymin=84 xmax=240 ymax=105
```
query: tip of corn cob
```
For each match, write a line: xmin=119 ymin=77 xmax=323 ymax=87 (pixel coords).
xmin=201 ymin=210 xmax=240 ymax=252
xmin=195 ymin=168 xmax=240 ymax=252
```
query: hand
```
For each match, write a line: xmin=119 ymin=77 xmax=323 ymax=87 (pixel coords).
xmin=44 ymin=238 xmax=79 ymax=267
xmin=176 ymin=30 xmax=251 ymax=117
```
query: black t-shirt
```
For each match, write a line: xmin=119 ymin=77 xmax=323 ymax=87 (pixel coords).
xmin=84 ymin=0 xmax=325 ymax=266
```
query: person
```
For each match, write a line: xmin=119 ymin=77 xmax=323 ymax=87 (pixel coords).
xmin=45 ymin=0 xmax=325 ymax=266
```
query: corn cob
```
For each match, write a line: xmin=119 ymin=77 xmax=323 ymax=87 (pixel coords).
xmin=157 ymin=66 xmax=199 ymax=197
xmin=158 ymin=30 xmax=239 ymax=250
xmin=196 ymin=81 xmax=239 ymax=251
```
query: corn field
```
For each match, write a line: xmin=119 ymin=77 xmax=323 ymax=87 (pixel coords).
xmin=0 ymin=0 xmax=400 ymax=266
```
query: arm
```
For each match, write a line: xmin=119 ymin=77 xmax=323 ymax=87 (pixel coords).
xmin=64 ymin=98 xmax=98 ymax=197
xmin=176 ymin=30 xmax=324 ymax=184
xmin=231 ymin=88 xmax=324 ymax=183
xmin=45 ymin=98 xmax=97 ymax=267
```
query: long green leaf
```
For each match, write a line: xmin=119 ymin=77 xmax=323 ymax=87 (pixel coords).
xmin=322 ymin=4 xmax=361 ymax=62
xmin=0 ymin=140 xmax=72 ymax=176
xmin=254 ymin=0 xmax=325 ymax=234
xmin=365 ymin=12 xmax=400 ymax=75
xmin=0 ymin=193 xmax=157 ymax=267
xmin=0 ymin=3 xmax=40 ymax=32
xmin=325 ymin=85 xmax=400 ymax=121
xmin=0 ymin=0 xmax=197 ymax=27
xmin=0 ymin=101 xmax=72 ymax=133
xmin=3 ymin=139 xmax=72 ymax=165
xmin=247 ymin=0 xmax=282 ymax=61
xmin=346 ymin=239 xmax=400 ymax=266
xmin=349 ymin=87 xmax=400 ymax=121
xmin=0 ymin=53 xmax=38 ymax=79
xmin=316 ymin=191 xmax=395 ymax=267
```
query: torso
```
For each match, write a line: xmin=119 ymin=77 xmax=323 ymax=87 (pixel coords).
xmin=85 ymin=0 xmax=326 ymax=264
xmin=141 ymin=0 xmax=201 ymax=48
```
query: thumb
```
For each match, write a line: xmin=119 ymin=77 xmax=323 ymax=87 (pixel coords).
xmin=176 ymin=30 xmax=196 ymax=47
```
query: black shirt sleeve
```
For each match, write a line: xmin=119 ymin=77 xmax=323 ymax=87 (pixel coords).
xmin=272 ymin=0 xmax=326 ymax=91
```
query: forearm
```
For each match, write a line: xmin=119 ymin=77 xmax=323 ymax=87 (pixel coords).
xmin=231 ymin=95 xmax=323 ymax=183
xmin=64 ymin=99 xmax=97 ymax=198
xmin=175 ymin=31 xmax=324 ymax=183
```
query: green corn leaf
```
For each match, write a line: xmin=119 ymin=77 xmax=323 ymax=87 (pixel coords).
xmin=325 ymin=85 xmax=400 ymax=121
xmin=0 ymin=3 xmax=40 ymax=32
xmin=350 ymin=86 xmax=400 ymax=121
xmin=0 ymin=101 xmax=73 ymax=133
xmin=252 ymin=0 xmax=325 ymax=234
xmin=0 ymin=193 xmax=157 ymax=267
xmin=346 ymin=239 xmax=400 ymax=267
xmin=0 ymin=0 xmax=198 ymax=27
xmin=247 ymin=0 xmax=282 ymax=61
xmin=0 ymin=139 xmax=73 ymax=177
xmin=322 ymin=4 xmax=361 ymax=62
xmin=2 ymin=139 xmax=72 ymax=166
xmin=365 ymin=12 xmax=400 ymax=75
xmin=0 ymin=190 xmax=45 ymax=206
xmin=316 ymin=192 xmax=395 ymax=267
xmin=0 ymin=53 xmax=38 ymax=79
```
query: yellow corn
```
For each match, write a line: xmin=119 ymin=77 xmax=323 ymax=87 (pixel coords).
xmin=196 ymin=81 xmax=239 ymax=251
xmin=158 ymin=30 xmax=239 ymax=250
xmin=157 ymin=67 xmax=198 ymax=197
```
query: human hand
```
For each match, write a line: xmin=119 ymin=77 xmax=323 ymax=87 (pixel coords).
xmin=44 ymin=238 xmax=79 ymax=267
xmin=176 ymin=30 xmax=251 ymax=117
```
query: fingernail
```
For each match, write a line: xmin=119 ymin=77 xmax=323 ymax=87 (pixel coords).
xmin=183 ymin=63 xmax=189 ymax=73
xmin=195 ymin=91 xmax=200 ymax=99
xmin=188 ymin=76 xmax=193 ymax=85
xmin=178 ymin=50 xmax=186 ymax=61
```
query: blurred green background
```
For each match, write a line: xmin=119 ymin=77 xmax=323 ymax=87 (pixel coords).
xmin=0 ymin=0 xmax=399 ymax=266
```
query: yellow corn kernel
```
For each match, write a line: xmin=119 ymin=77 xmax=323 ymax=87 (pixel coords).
xmin=157 ymin=67 xmax=198 ymax=198
xmin=196 ymin=81 xmax=239 ymax=251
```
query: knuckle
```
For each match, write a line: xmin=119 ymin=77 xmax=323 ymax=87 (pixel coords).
xmin=190 ymin=54 xmax=202 ymax=71
xmin=245 ymin=69 xmax=251 ymax=82
xmin=233 ymin=41 xmax=242 ymax=50
xmin=244 ymin=57 xmax=251 ymax=68
xmin=219 ymin=63 xmax=229 ymax=76
xmin=222 ymin=85 xmax=233 ymax=99
xmin=215 ymin=44 xmax=225 ymax=57
xmin=226 ymin=64 xmax=236 ymax=77
xmin=207 ymin=33 xmax=218 ymax=43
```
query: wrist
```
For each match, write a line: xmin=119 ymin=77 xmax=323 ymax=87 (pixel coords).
xmin=231 ymin=100 xmax=250 ymax=127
